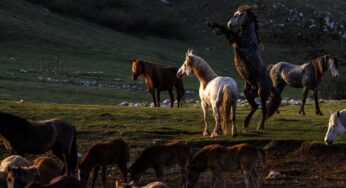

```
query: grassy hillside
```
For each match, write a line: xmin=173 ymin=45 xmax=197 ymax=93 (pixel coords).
xmin=0 ymin=0 xmax=345 ymax=104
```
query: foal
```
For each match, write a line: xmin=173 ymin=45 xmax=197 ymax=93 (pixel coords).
xmin=128 ymin=141 xmax=191 ymax=187
xmin=186 ymin=143 xmax=265 ymax=188
xmin=78 ymin=137 xmax=129 ymax=188
xmin=132 ymin=59 xmax=185 ymax=107
xmin=32 ymin=156 xmax=62 ymax=185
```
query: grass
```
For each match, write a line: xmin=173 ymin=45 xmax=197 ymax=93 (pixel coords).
xmin=1 ymin=100 xmax=345 ymax=156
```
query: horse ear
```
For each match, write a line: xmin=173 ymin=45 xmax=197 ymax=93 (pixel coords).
xmin=329 ymin=109 xmax=333 ymax=115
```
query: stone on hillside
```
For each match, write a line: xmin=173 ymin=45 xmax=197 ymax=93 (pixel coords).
xmin=162 ymin=99 xmax=170 ymax=105
xmin=118 ymin=101 xmax=129 ymax=106
xmin=265 ymin=170 xmax=287 ymax=180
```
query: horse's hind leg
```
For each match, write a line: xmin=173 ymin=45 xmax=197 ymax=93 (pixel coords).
xmin=117 ymin=161 xmax=127 ymax=182
xmin=250 ymin=168 xmax=259 ymax=188
xmin=313 ymin=89 xmax=323 ymax=115
xmin=101 ymin=165 xmax=107 ymax=188
xmin=243 ymin=83 xmax=258 ymax=129
xmin=92 ymin=165 xmax=100 ymax=188
xmin=168 ymin=89 xmax=174 ymax=108
xmin=299 ymin=87 xmax=309 ymax=115
xmin=258 ymin=85 xmax=270 ymax=130
xmin=211 ymin=103 xmax=222 ymax=138
xmin=156 ymin=89 xmax=161 ymax=107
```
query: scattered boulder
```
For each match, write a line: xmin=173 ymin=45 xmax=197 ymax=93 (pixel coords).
xmin=118 ymin=101 xmax=129 ymax=106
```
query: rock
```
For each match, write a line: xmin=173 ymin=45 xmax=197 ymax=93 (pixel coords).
xmin=160 ymin=0 xmax=169 ymax=4
xmin=19 ymin=69 xmax=27 ymax=73
xmin=118 ymin=101 xmax=129 ymax=106
xmin=265 ymin=170 xmax=287 ymax=180
xmin=162 ymin=99 xmax=170 ymax=105
xmin=16 ymin=99 xmax=24 ymax=104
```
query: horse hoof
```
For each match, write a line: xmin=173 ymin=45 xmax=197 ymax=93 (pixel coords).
xmin=299 ymin=111 xmax=306 ymax=115
xmin=316 ymin=112 xmax=323 ymax=116
xmin=210 ymin=132 xmax=219 ymax=138
xmin=257 ymin=126 xmax=264 ymax=131
xmin=203 ymin=131 xmax=209 ymax=136
xmin=232 ymin=133 xmax=238 ymax=137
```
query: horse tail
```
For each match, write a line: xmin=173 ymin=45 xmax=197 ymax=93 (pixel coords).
xmin=256 ymin=147 xmax=266 ymax=168
xmin=266 ymin=87 xmax=281 ymax=119
xmin=175 ymin=78 xmax=185 ymax=107
xmin=220 ymin=84 xmax=233 ymax=135
xmin=69 ymin=129 xmax=78 ymax=175
xmin=267 ymin=64 xmax=274 ymax=73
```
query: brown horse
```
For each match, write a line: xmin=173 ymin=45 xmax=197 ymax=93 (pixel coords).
xmin=32 ymin=156 xmax=62 ymax=185
xmin=78 ymin=137 xmax=129 ymax=188
xmin=132 ymin=59 xmax=185 ymax=107
xmin=186 ymin=143 xmax=265 ymax=188
xmin=128 ymin=141 xmax=191 ymax=187
xmin=7 ymin=170 xmax=84 ymax=188
xmin=0 ymin=112 xmax=78 ymax=176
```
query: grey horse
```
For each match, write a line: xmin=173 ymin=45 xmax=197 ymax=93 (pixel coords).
xmin=268 ymin=55 xmax=339 ymax=115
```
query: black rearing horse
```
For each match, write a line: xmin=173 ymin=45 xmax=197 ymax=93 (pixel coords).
xmin=207 ymin=5 xmax=281 ymax=130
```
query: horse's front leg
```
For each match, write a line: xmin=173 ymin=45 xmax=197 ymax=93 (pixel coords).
xmin=231 ymin=102 xmax=237 ymax=137
xmin=243 ymin=83 xmax=258 ymax=129
xmin=150 ymin=89 xmax=157 ymax=107
xmin=201 ymin=101 xmax=209 ymax=136
xmin=156 ymin=89 xmax=161 ymax=107
xmin=313 ymin=89 xmax=323 ymax=115
xmin=299 ymin=87 xmax=309 ymax=115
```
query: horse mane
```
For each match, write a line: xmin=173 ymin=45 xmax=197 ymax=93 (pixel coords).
xmin=0 ymin=112 xmax=31 ymax=128
xmin=137 ymin=59 xmax=158 ymax=77
xmin=186 ymin=50 xmax=218 ymax=87
xmin=236 ymin=5 xmax=261 ymax=43
xmin=312 ymin=55 xmax=329 ymax=75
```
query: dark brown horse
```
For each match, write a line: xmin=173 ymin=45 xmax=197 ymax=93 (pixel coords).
xmin=78 ymin=138 xmax=129 ymax=188
xmin=132 ymin=59 xmax=185 ymax=107
xmin=207 ymin=5 xmax=281 ymax=130
xmin=0 ymin=112 xmax=78 ymax=176
xmin=268 ymin=55 xmax=339 ymax=115
xmin=128 ymin=141 xmax=191 ymax=187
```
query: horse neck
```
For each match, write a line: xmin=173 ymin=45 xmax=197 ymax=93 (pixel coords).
xmin=234 ymin=22 xmax=259 ymax=49
xmin=141 ymin=61 xmax=156 ymax=79
xmin=192 ymin=59 xmax=217 ymax=88
xmin=312 ymin=60 xmax=326 ymax=80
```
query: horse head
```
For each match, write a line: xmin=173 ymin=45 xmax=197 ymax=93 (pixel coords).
xmin=6 ymin=166 xmax=40 ymax=188
xmin=132 ymin=59 xmax=143 ymax=80
xmin=326 ymin=55 xmax=339 ymax=78
xmin=325 ymin=111 xmax=345 ymax=145
xmin=177 ymin=49 xmax=194 ymax=78
xmin=227 ymin=5 xmax=257 ymax=32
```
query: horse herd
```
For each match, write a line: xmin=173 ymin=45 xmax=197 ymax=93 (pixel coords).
xmin=0 ymin=4 xmax=344 ymax=188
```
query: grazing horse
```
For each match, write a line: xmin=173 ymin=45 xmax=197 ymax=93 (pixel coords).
xmin=177 ymin=49 xmax=238 ymax=137
xmin=32 ymin=156 xmax=62 ymax=185
xmin=78 ymin=137 xmax=129 ymax=188
xmin=0 ymin=112 xmax=78 ymax=176
xmin=128 ymin=141 xmax=191 ymax=187
xmin=185 ymin=143 xmax=265 ymax=188
xmin=207 ymin=5 xmax=281 ymax=130
xmin=132 ymin=59 xmax=185 ymax=107
xmin=6 ymin=166 xmax=40 ymax=188
xmin=9 ymin=174 xmax=83 ymax=188
xmin=268 ymin=55 xmax=339 ymax=115
xmin=0 ymin=155 xmax=30 ymax=187
xmin=324 ymin=110 xmax=346 ymax=145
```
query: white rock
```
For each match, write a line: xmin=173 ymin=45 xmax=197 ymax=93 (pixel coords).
xmin=265 ymin=170 xmax=287 ymax=180
xmin=118 ymin=101 xmax=129 ymax=106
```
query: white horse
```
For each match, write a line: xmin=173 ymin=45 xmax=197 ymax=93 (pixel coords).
xmin=177 ymin=49 xmax=238 ymax=137
xmin=324 ymin=110 xmax=346 ymax=145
